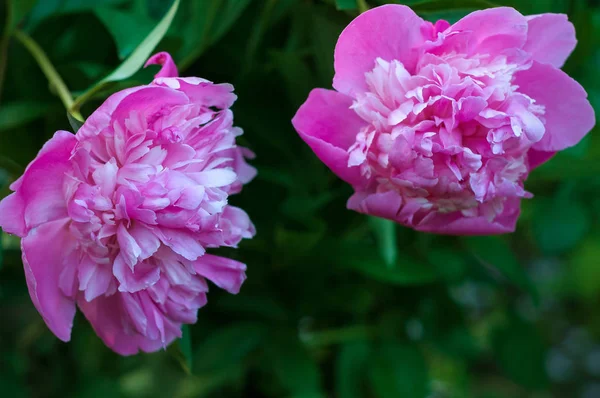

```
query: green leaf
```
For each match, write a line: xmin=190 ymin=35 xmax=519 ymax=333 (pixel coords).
xmin=368 ymin=342 xmax=429 ymax=398
xmin=26 ymin=0 xmax=127 ymax=29
xmin=368 ymin=217 xmax=397 ymax=268
xmin=337 ymin=241 xmax=440 ymax=285
xmin=6 ymin=0 xmax=38 ymax=33
xmin=0 ymin=101 xmax=52 ymax=132
xmin=95 ymin=6 xmax=156 ymax=60
xmin=409 ymin=0 xmax=498 ymax=11
xmin=335 ymin=0 xmax=358 ymax=10
xmin=464 ymin=236 xmax=537 ymax=298
xmin=67 ymin=111 xmax=83 ymax=133
xmin=492 ymin=315 xmax=549 ymax=389
xmin=175 ymin=0 xmax=253 ymax=69
xmin=180 ymin=325 xmax=193 ymax=373
xmin=72 ymin=0 xmax=180 ymax=111
xmin=336 ymin=342 xmax=371 ymax=398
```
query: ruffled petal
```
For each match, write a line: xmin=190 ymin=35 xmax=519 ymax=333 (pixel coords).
xmin=193 ymin=254 xmax=247 ymax=294
xmin=524 ymin=14 xmax=576 ymax=68
xmin=78 ymin=293 xmax=167 ymax=355
xmin=333 ymin=4 xmax=426 ymax=96
xmin=515 ymin=61 xmax=595 ymax=151
xmin=415 ymin=198 xmax=521 ymax=235
xmin=292 ymin=88 xmax=369 ymax=188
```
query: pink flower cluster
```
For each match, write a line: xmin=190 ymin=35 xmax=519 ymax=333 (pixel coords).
xmin=293 ymin=6 xmax=595 ymax=234
xmin=0 ymin=53 xmax=255 ymax=354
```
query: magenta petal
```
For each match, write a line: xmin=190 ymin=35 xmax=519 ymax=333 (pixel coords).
xmin=524 ymin=14 xmax=576 ymax=68
xmin=145 ymin=52 xmax=179 ymax=78
xmin=516 ymin=62 xmax=595 ymax=152
xmin=333 ymin=4 xmax=426 ymax=96
xmin=528 ymin=148 xmax=556 ymax=169
xmin=0 ymin=131 xmax=76 ymax=235
xmin=21 ymin=219 xmax=77 ymax=341
xmin=292 ymin=88 xmax=368 ymax=188
xmin=78 ymin=293 xmax=165 ymax=355
xmin=193 ymin=254 xmax=247 ymax=294
xmin=0 ymin=192 xmax=26 ymax=236
xmin=447 ymin=7 xmax=528 ymax=55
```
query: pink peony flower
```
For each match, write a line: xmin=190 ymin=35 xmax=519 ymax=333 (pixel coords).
xmin=292 ymin=5 xmax=595 ymax=234
xmin=0 ymin=52 xmax=256 ymax=354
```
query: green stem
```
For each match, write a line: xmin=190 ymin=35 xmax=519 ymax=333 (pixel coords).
xmin=357 ymin=0 xmax=369 ymax=13
xmin=13 ymin=30 xmax=83 ymax=121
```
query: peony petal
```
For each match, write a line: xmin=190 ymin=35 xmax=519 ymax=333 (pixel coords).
xmin=0 ymin=192 xmax=26 ymax=236
xmin=155 ymin=227 xmax=205 ymax=261
xmin=145 ymin=52 xmax=179 ymax=78
xmin=21 ymin=219 xmax=77 ymax=341
xmin=0 ymin=131 xmax=76 ymax=236
xmin=333 ymin=4 xmax=426 ymax=96
xmin=192 ymin=254 xmax=247 ymax=294
xmin=524 ymin=14 xmax=576 ymax=68
xmin=446 ymin=7 xmax=528 ymax=56
xmin=515 ymin=61 xmax=595 ymax=151
xmin=78 ymin=293 xmax=170 ymax=356
xmin=292 ymin=88 xmax=368 ymax=188
xmin=527 ymin=148 xmax=556 ymax=169
xmin=416 ymin=198 xmax=521 ymax=235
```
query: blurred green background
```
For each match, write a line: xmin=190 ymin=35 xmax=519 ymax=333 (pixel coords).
xmin=0 ymin=0 xmax=599 ymax=397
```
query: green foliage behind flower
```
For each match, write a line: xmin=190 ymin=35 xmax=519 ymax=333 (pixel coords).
xmin=0 ymin=0 xmax=599 ymax=397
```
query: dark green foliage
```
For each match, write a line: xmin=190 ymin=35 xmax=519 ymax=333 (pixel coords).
xmin=0 ymin=0 xmax=599 ymax=397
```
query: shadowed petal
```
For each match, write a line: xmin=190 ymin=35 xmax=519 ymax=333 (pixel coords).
xmin=21 ymin=219 xmax=77 ymax=341
xmin=292 ymin=88 xmax=369 ymax=188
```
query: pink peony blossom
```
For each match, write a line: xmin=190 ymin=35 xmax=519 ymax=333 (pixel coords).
xmin=0 ymin=52 xmax=256 ymax=354
xmin=292 ymin=5 xmax=595 ymax=234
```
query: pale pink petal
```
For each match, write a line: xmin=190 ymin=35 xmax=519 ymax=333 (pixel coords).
xmin=193 ymin=254 xmax=247 ymax=294
xmin=516 ymin=62 xmax=595 ymax=151
xmin=292 ymin=88 xmax=369 ymax=188
xmin=21 ymin=219 xmax=76 ymax=341
xmin=524 ymin=14 xmax=576 ymax=68
xmin=333 ymin=5 xmax=426 ymax=96
xmin=144 ymin=52 xmax=179 ymax=78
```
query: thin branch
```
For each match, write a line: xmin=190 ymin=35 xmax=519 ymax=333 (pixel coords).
xmin=13 ymin=30 xmax=83 ymax=121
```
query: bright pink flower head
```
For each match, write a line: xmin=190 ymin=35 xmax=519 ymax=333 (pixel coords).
xmin=293 ymin=6 xmax=595 ymax=234
xmin=0 ymin=52 xmax=256 ymax=355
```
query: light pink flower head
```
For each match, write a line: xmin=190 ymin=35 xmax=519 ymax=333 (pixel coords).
xmin=293 ymin=5 xmax=595 ymax=234
xmin=0 ymin=52 xmax=256 ymax=355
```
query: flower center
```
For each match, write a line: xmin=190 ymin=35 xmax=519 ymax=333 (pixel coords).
xmin=348 ymin=53 xmax=545 ymax=221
